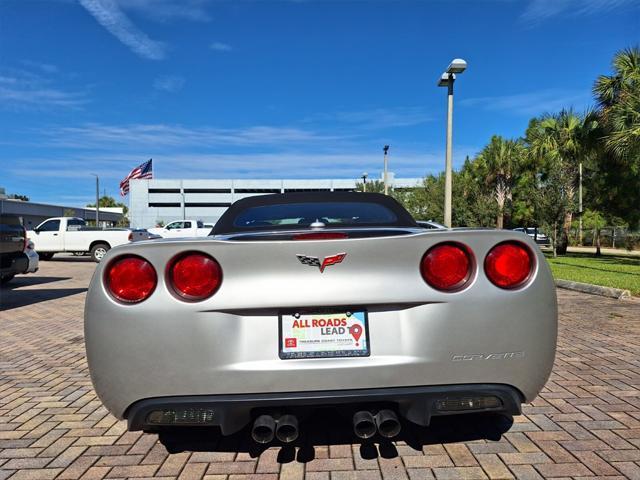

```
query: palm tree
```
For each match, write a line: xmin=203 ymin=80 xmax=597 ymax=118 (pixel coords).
xmin=594 ymin=46 xmax=640 ymax=159
xmin=476 ymin=135 xmax=524 ymax=229
xmin=592 ymin=47 xmax=640 ymax=227
xmin=525 ymin=110 xmax=598 ymax=254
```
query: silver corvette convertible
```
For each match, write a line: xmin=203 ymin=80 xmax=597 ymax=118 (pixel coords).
xmin=85 ymin=192 xmax=557 ymax=444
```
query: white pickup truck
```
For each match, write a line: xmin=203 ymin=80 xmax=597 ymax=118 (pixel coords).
xmin=147 ymin=219 xmax=212 ymax=238
xmin=28 ymin=217 xmax=136 ymax=262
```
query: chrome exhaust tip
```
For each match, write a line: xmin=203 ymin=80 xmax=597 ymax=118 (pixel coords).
xmin=375 ymin=409 xmax=401 ymax=438
xmin=251 ymin=415 xmax=276 ymax=444
xmin=353 ymin=411 xmax=377 ymax=439
xmin=275 ymin=414 xmax=299 ymax=443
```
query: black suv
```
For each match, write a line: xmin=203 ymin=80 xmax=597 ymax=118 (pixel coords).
xmin=0 ymin=214 xmax=29 ymax=285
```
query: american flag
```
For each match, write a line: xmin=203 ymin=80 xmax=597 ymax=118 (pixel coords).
xmin=120 ymin=159 xmax=153 ymax=196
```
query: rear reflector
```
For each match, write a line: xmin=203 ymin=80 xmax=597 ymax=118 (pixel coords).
xmin=435 ymin=396 xmax=502 ymax=412
xmin=105 ymin=256 xmax=157 ymax=303
xmin=147 ymin=408 xmax=216 ymax=425
xmin=420 ymin=243 xmax=472 ymax=291
xmin=169 ymin=252 xmax=222 ymax=301
xmin=293 ymin=232 xmax=348 ymax=240
xmin=485 ymin=241 xmax=533 ymax=289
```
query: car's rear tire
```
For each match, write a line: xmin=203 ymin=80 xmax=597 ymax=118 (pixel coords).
xmin=91 ymin=243 xmax=110 ymax=263
xmin=39 ymin=253 xmax=55 ymax=261
xmin=0 ymin=274 xmax=15 ymax=285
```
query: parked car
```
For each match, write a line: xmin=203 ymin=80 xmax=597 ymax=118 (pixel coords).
xmin=0 ymin=214 xmax=36 ymax=284
xmin=107 ymin=228 xmax=162 ymax=242
xmin=24 ymin=239 xmax=39 ymax=274
xmin=85 ymin=192 xmax=557 ymax=445
xmin=28 ymin=217 xmax=136 ymax=262
xmin=147 ymin=220 xmax=212 ymax=238
xmin=513 ymin=227 xmax=550 ymax=245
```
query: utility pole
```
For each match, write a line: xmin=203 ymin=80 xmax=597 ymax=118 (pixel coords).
xmin=383 ymin=145 xmax=390 ymax=195
xmin=578 ymin=162 xmax=583 ymax=245
xmin=91 ymin=174 xmax=99 ymax=226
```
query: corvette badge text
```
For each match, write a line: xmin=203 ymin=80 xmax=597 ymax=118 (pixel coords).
xmin=451 ymin=351 xmax=525 ymax=361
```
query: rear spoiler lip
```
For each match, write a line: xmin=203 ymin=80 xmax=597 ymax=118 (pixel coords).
xmin=213 ymin=226 xmax=506 ymax=241
xmin=213 ymin=227 xmax=425 ymax=241
xmin=117 ymin=227 xmax=517 ymax=248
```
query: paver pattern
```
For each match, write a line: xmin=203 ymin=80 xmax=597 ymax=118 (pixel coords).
xmin=1 ymin=257 xmax=639 ymax=480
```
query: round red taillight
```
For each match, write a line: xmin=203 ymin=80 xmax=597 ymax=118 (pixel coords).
xmin=106 ymin=256 xmax=157 ymax=303
xmin=420 ymin=243 xmax=472 ymax=291
xmin=485 ymin=241 xmax=533 ymax=289
xmin=169 ymin=252 xmax=222 ymax=301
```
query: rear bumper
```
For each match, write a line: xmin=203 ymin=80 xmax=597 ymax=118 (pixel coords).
xmin=126 ymin=384 xmax=523 ymax=434
xmin=0 ymin=252 xmax=29 ymax=277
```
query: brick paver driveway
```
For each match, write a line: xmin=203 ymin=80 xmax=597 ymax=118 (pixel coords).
xmin=1 ymin=257 xmax=639 ymax=480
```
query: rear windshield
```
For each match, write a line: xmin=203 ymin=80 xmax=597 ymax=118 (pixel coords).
xmin=232 ymin=202 xmax=398 ymax=229
xmin=66 ymin=219 xmax=86 ymax=230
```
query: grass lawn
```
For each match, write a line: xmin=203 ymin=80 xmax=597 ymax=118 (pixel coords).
xmin=544 ymin=251 xmax=640 ymax=296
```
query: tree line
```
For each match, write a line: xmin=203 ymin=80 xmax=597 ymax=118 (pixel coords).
xmin=361 ymin=46 xmax=639 ymax=256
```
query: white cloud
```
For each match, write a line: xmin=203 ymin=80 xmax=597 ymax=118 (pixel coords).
xmin=76 ymin=0 xmax=217 ymax=59
xmin=459 ymin=89 xmax=592 ymax=116
xmin=0 ymin=71 xmax=88 ymax=110
xmin=117 ymin=0 xmax=212 ymax=22
xmin=309 ymin=107 xmax=432 ymax=130
xmin=7 ymin=147 xmax=477 ymax=181
xmin=11 ymin=119 xmax=480 ymax=182
xmin=41 ymin=123 xmax=350 ymax=150
xmin=79 ymin=0 xmax=166 ymax=60
xmin=153 ymin=75 xmax=185 ymax=92
xmin=21 ymin=61 xmax=59 ymax=74
xmin=521 ymin=0 xmax=637 ymax=23
xmin=210 ymin=41 xmax=232 ymax=52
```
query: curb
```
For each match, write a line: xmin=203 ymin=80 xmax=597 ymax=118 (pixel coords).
xmin=555 ymin=279 xmax=632 ymax=299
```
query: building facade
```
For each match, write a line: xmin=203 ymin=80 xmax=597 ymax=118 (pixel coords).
xmin=0 ymin=198 xmax=124 ymax=230
xmin=129 ymin=177 xmax=422 ymax=228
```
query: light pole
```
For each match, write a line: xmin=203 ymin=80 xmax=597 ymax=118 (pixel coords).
xmin=91 ymin=174 xmax=99 ymax=226
xmin=578 ymin=162 xmax=583 ymax=245
xmin=383 ymin=145 xmax=390 ymax=195
xmin=361 ymin=172 xmax=368 ymax=192
xmin=437 ymin=58 xmax=467 ymax=228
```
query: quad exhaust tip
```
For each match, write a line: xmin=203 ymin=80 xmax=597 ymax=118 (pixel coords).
xmin=252 ymin=414 xmax=299 ymax=444
xmin=251 ymin=415 xmax=276 ymax=444
xmin=375 ymin=409 xmax=401 ymax=438
xmin=353 ymin=411 xmax=377 ymax=439
xmin=253 ymin=410 xmax=399 ymax=444
xmin=275 ymin=414 xmax=299 ymax=443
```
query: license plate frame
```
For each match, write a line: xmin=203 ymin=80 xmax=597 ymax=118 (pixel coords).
xmin=278 ymin=309 xmax=370 ymax=360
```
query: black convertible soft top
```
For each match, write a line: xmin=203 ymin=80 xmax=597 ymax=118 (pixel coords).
xmin=211 ymin=192 xmax=418 ymax=235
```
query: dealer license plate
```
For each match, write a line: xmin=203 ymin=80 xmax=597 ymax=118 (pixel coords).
xmin=279 ymin=310 xmax=369 ymax=359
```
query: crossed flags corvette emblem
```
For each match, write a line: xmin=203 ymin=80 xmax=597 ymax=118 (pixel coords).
xmin=296 ymin=253 xmax=347 ymax=273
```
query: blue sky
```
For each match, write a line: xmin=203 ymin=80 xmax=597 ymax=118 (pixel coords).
xmin=1 ymin=0 xmax=638 ymax=206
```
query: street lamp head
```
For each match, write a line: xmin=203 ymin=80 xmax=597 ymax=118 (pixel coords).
xmin=446 ymin=58 xmax=467 ymax=74
xmin=383 ymin=145 xmax=389 ymax=154
xmin=437 ymin=73 xmax=454 ymax=87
